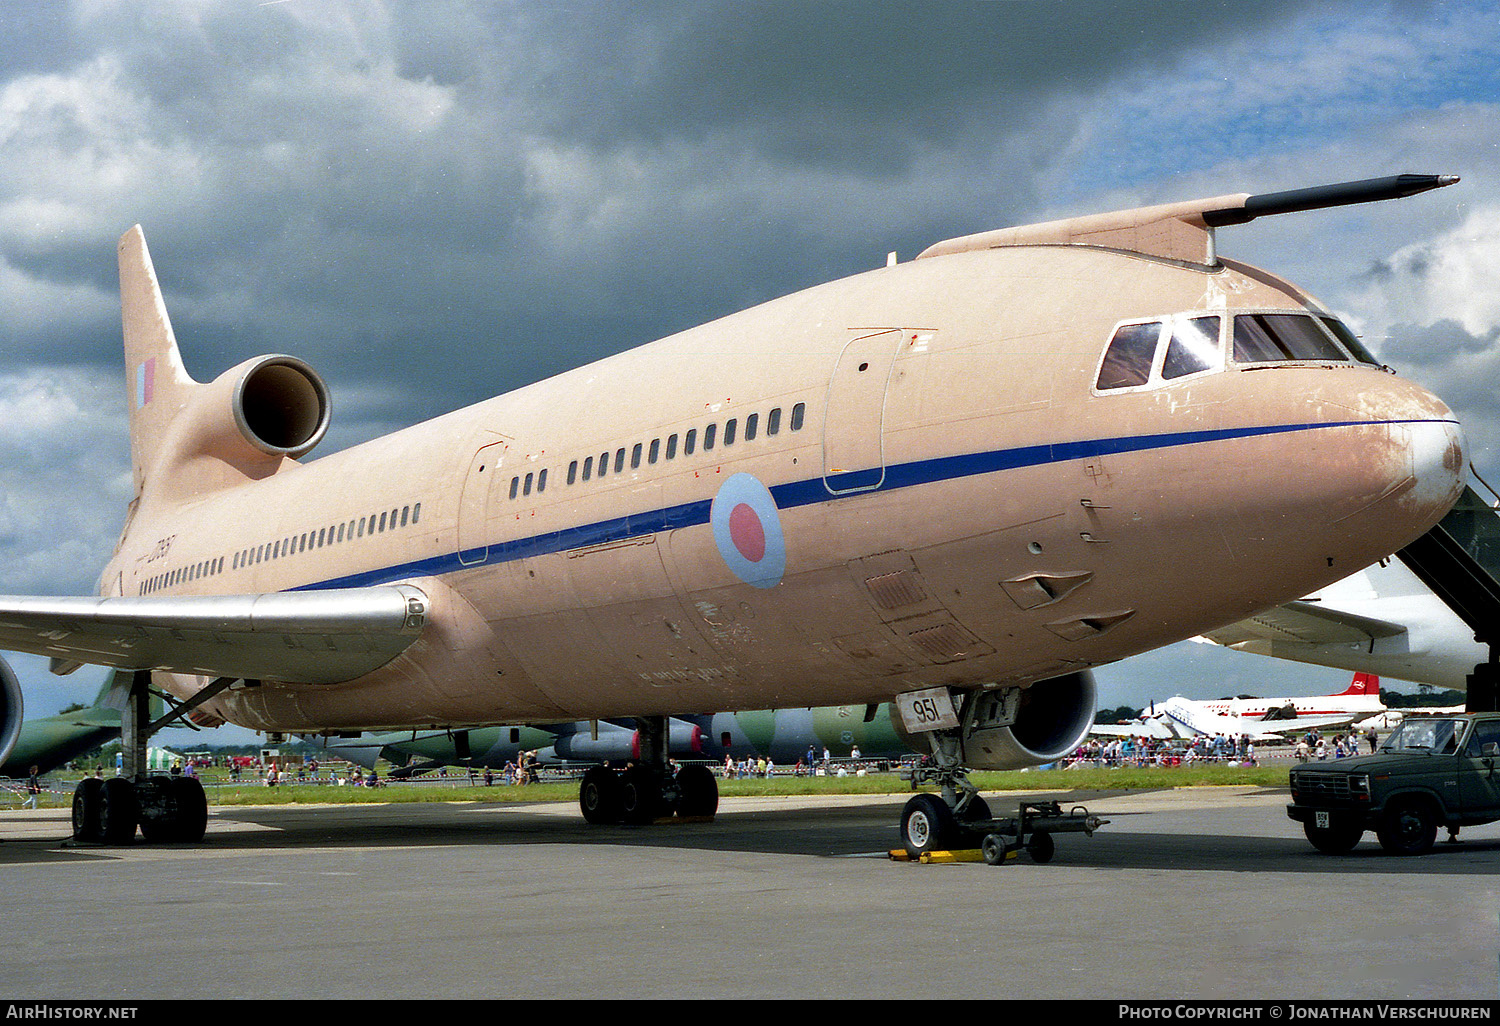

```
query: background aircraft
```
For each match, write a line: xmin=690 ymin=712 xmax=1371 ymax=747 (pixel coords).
xmin=1092 ymin=673 xmax=1384 ymax=741
xmin=1200 ymin=556 xmax=1488 ymax=690
xmin=0 ymin=668 xmax=162 ymax=777
xmin=322 ymin=702 xmax=922 ymax=774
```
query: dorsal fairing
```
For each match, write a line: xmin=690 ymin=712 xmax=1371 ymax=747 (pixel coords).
xmin=916 ymin=174 xmax=1459 ymax=268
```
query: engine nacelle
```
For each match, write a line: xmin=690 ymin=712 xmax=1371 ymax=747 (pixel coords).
xmin=0 ymin=655 xmax=24 ymax=769
xmin=215 ymin=354 xmax=331 ymax=461
xmin=959 ymin=670 xmax=1098 ymax=771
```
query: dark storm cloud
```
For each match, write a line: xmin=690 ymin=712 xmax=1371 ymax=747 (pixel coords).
xmin=0 ymin=0 xmax=1347 ymax=434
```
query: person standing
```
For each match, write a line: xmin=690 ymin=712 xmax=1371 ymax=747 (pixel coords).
xmin=24 ymin=765 xmax=40 ymax=809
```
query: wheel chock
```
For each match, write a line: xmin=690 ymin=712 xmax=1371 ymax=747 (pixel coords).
xmin=888 ymin=848 xmax=996 ymax=863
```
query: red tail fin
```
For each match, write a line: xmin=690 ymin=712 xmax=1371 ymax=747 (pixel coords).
xmin=1337 ymin=672 xmax=1380 ymax=696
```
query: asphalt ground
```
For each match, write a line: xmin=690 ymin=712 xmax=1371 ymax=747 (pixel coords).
xmin=1 ymin=786 xmax=1497 ymax=1001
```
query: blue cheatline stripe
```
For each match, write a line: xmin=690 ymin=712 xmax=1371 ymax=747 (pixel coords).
xmin=293 ymin=417 xmax=1454 ymax=593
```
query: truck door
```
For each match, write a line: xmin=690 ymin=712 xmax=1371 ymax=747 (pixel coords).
xmin=1456 ymin=719 xmax=1500 ymax=817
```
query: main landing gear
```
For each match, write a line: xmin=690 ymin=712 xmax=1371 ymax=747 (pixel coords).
xmin=578 ymin=715 xmax=719 ymax=825
xmin=70 ymin=670 xmax=233 ymax=846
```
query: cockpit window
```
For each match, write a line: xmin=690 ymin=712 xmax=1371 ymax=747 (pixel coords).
xmin=1161 ymin=316 xmax=1224 ymax=380
xmin=1096 ymin=321 xmax=1163 ymax=390
xmin=1319 ymin=316 xmax=1382 ymax=366
xmin=1232 ymin=314 xmax=1349 ymax=364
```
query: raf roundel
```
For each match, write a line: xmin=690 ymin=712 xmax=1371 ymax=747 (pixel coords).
xmin=710 ymin=473 xmax=786 ymax=589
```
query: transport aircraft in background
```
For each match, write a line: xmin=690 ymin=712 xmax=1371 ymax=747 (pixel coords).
xmin=1091 ymin=672 xmax=1385 ymax=742
xmin=323 ymin=702 xmax=922 ymax=774
xmin=0 ymin=666 xmax=164 ymax=777
xmin=1200 ymin=557 xmax=1487 ymax=691
xmin=0 ymin=173 xmax=1469 ymax=855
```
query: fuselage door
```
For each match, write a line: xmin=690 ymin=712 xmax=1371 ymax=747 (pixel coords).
xmin=458 ymin=438 xmax=511 ymax=565
xmin=823 ymin=329 xmax=901 ymax=495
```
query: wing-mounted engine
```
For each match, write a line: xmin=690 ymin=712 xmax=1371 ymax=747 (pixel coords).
xmin=140 ymin=354 xmax=331 ymax=505
xmin=896 ymin=671 xmax=1098 ymax=771
xmin=0 ymin=655 xmax=23 ymax=768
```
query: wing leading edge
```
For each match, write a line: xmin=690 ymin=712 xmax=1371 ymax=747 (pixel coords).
xmin=0 ymin=585 xmax=428 ymax=685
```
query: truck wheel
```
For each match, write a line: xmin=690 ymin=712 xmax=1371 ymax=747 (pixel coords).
xmin=1303 ymin=819 xmax=1363 ymax=854
xmin=1376 ymin=799 xmax=1438 ymax=856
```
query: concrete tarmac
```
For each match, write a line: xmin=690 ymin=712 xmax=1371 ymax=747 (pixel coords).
xmin=1 ymin=786 xmax=1497 ymax=1000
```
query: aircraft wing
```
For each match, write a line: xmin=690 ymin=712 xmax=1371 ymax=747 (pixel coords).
xmin=1200 ymin=600 xmax=1407 ymax=651
xmin=0 ymin=586 xmax=427 ymax=685
xmin=1090 ymin=720 xmax=1175 ymax=740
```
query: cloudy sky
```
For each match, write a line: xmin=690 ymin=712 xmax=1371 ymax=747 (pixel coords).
xmin=1 ymin=0 xmax=1497 ymax=744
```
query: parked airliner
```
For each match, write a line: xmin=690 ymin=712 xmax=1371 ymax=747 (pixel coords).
xmin=0 ymin=174 xmax=1468 ymax=852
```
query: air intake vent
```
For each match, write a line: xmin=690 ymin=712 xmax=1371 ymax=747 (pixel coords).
xmin=1045 ymin=609 xmax=1135 ymax=642
xmin=865 ymin=570 xmax=928 ymax=610
xmin=907 ymin=623 xmax=981 ymax=662
xmin=1001 ymin=571 xmax=1093 ymax=610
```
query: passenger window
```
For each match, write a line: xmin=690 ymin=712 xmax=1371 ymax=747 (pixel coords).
xmin=615 ymin=448 xmax=626 ymax=473
xmin=1097 ymin=321 xmax=1162 ymax=390
xmin=400 ymin=506 xmax=408 ymax=527
xmin=666 ymin=434 xmax=678 ymax=459
xmin=704 ymin=423 xmax=717 ymax=450
xmin=538 ymin=469 xmax=547 ymax=492
xmin=649 ymin=439 xmax=660 ymax=464
xmin=523 ymin=472 xmax=533 ymax=496
xmin=412 ymin=503 xmax=421 ymax=524
xmin=791 ymin=403 xmax=805 ymax=430
xmin=599 ymin=452 xmax=609 ymax=478
xmin=583 ymin=455 xmax=593 ymax=481
xmin=568 ymin=460 xmax=578 ymax=485
xmin=685 ymin=429 xmax=697 ymax=455
xmin=768 ymin=408 xmax=781 ymax=435
xmin=379 ymin=512 xmax=388 ymax=532
xmin=631 ymin=443 xmax=643 ymax=469
xmin=1161 ymin=316 xmax=1222 ymax=380
xmin=510 ymin=476 xmax=520 ymax=500
xmin=724 ymin=419 xmax=737 ymax=446
xmin=745 ymin=413 xmax=758 ymax=441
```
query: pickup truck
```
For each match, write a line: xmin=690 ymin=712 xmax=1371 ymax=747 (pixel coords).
xmin=1287 ymin=712 xmax=1500 ymax=855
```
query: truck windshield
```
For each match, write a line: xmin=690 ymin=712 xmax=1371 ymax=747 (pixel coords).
xmin=1380 ymin=718 xmax=1464 ymax=754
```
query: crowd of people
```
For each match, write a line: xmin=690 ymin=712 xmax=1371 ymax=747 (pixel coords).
xmin=1064 ymin=733 xmax=1261 ymax=768
xmin=1293 ymin=727 xmax=1379 ymax=762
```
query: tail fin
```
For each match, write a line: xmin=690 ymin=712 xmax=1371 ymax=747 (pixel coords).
xmin=119 ymin=226 xmax=199 ymax=497
xmin=1338 ymin=672 xmax=1380 ymax=697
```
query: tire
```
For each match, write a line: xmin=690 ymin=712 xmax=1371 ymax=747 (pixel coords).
xmin=1303 ymin=818 xmax=1363 ymax=855
xmin=955 ymin=794 xmax=992 ymax=846
xmin=1026 ymin=830 xmax=1056 ymax=864
xmin=981 ymin=833 xmax=1010 ymax=866
xmin=99 ymin=777 xmax=138 ymax=844
xmin=675 ymin=764 xmax=719 ymax=818
xmin=171 ymin=776 xmax=208 ymax=843
xmin=135 ymin=776 xmax=177 ymax=843
xmin=1376 ymin=799 xmax=1438 ymax=856
xmin=579 ymin=766 xmax=623 ymax=824
xmin=901 ymin=793 xmax=956 ymax=857
xmin=618 ymin=765 xmax=662 ymax=825
xmin=71 ymin=778 xmax=104 ymax=842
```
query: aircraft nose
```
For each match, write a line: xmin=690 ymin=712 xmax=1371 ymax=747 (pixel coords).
xmin=1329 ymin=374 xmax=1466 ymax=549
